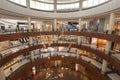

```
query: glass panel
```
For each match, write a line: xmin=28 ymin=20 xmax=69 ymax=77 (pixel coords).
xmin=37 ymin=0 xmax=54 ymax=3
xmin=30 ymin=0 xmax=36 ymax=8
xmin=44 ymin=4 xmax=49 ymax=10
xmin=88 ymin=0 xmax=93 ymax=7
xmin=99 ymin=0 xmax=106 ymax=3
xmin=10 ymin=0 xmax=14 ymax=1
xmin=83 ymin=0 xmax=88 ymax=8
xmin=75 ymin=3 xmax=79 ymax=8
xmin=82 ymin=0 xmax=110 ymax=8
xmin=30 ymin=0 xmax=54 ymax=11
xmin=57 ymin=2 xmax=79 ymax=11
xmin=14 ymin=0 xmax=19 ymax=3
xmin=39 ymin=3 xmax=44 ymax=10
xmin=71 ymin=3 xmax=74 ymax=9
xmin=9 ymin=0 xmax=26 ymax=6
xmin=21 ymin=0 xmax=26 ymax=6
xmin=57 ymin=0 xmax=79 ymax=4
xmin=93 ymin=0 xmax=99 ymax=5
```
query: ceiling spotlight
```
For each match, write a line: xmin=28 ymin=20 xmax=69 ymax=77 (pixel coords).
xmin=48 ymin=56 xmax=50 ymax=59
xmin=48 ymin=43 xmax=51 ymax=46
xmin=61 ymin=56 xmax=64 ymax=58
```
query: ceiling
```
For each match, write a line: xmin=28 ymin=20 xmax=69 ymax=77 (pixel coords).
xmin=0 ymin=9 xmax=28 ymax=19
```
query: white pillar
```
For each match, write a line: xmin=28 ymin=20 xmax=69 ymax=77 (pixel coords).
xmin=54 ymin=35 xmax=58 ymax=43
xmin=78 ymin=18 xmax=82 ymax=45
xmin=0 ymin=67 xmax=5 ymax=80
xmin=101 ymin=13 xmax=115 ymax=74
xmin=30 ymin=51 xmax=34 ymax=61
xmin=77 ymin=49 xmax=80 ymax=59
xmin=54 ymin=47 xmax=58 ymax=56
xmin=29 ymin=37 xmax=33 ymax=45
xmin=54 ymin=0 xmax=57 ymax=13
xmin=102 ymin=41 xmax=111 ymax=74
xmin=37 ymin=21 xmax=41 ymax=32
xmin=55 ymin=60 xmax=57 ymax=67
xmin=29 ymin=39 xmax=34 ymax=61
xmin=27 ymin=17 xmax=32 ymax=32
xmin=105 ymin=41 xmax=112 ymax=54
xmin=108 ymin=13 xmax=115 ymax=34
xmin=101 ymin=60 xmax=108 ymax=74
xmin=28 ymin=17 xmax=33 ymax=46
xmin=53 ymin=1 xmax=57 ymax=41
xmin=104 ymin=16 xmax=109 ymax=31
xmin=101 ymin=41 xmax=112 ymax=74
xmin=27 ymin=17 xmax=34 ymax=61
xmin=79 ymin=18 xmax=82 ymax=31
xmin=77 ymin=36 xmax=82 ymax=45
xmin=54 ymin=19 xmax=57 ymax=31
xmin=27 ymin=17 xmax=33 ymax=45
xmin=85 ymin=21 xmax=88 ymax=28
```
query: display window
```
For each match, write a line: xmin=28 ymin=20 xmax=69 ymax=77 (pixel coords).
xmin=97 ymin=39 xmax=106 ymax=48
xmin=91 ymin=38 xmax=97 ymax=48
xmin=91 ymin=38 xmax=106 ymax=51
xmin=57 ymin=21 xmax=78 ymax=31
xmin=0 ymin=41 xmax=10 ymax=51
xmin=82 ymin=18 xmax=105 ymax=33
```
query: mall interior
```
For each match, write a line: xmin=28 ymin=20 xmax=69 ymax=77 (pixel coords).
xmin=0 ymin=0 xmax=120 ymax=80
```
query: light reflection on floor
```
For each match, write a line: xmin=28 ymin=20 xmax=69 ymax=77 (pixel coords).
xmin=33 ymin=67 xmax=85 ymax=80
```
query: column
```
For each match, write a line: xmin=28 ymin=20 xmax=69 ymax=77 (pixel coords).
xmin=57 ymin=47 xmax=59 ymax=52
xmin=0 ymin=67 xmax=5 ymax=80
xmin=79 ymin=0 xmax=83 ymax=11
xmin=55 ymin=35 xmax=59 ymax=43
xmin=104 ymin=16 xmax=109 ymax=32
xmin=29 ymin=38 xmax=34 ymax=61
xmin=79 ymin=18 xmax=82 ymax=31
xmin=27 ymin=17 xmax=34 ymax=61
xmin=101 ymin=13 xmax=115 ymax=74
xmin=30 ymin=51 xmax=34 ymax=61
xmin=78 ymin=18 xmax=82 ymax=45
xmin=54 ymin=0 xmax=57 ymax=31
xmin=28 ymin=17 xmax=33 ymax=45
xmin=54 ymin=60 xmax=57 ymax=67
xmin=101 ymin=41 xmax=112 ymax=74
xmin=28 ymin=17 xmax=32 ymax=32
xmin=108 ymin=13 xmax=115 ymax=34
xmin=29 ymin=37 xmax=33 ymax=45
xmin=54 ymin=19 xmax=57 ymax=31
xmin=77 ymin=49 xmax=80 ymax=59
xmin=77 ymin=36 xmax=81 ymax=45
xmin=26 ymin=0 xmax=30 ymax=9
xmin=54 ymin=47 xmax=58 ymax=56
xmin=54 ymin=0 xmax=57 ymax=13
xmin=37 ymin=21 xmax=41 ymax=32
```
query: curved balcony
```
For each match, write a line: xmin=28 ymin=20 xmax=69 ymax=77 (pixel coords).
xmin=3 ymin=51 xmax=104 ymax=77
xmin=8 ymin=56 xmax=107 ymax=80
xmin=0 ymin=31 xmax=120 ymax=43
xmin=0 ymin=43 xmax=120 ymax=73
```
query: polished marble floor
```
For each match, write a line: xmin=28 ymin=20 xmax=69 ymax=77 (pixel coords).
xmin=33 ymin=67 xmax=88 ymax=80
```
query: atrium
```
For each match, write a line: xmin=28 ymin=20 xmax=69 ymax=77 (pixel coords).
xmin=0 ymin=0 xmax=120 ymax=80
